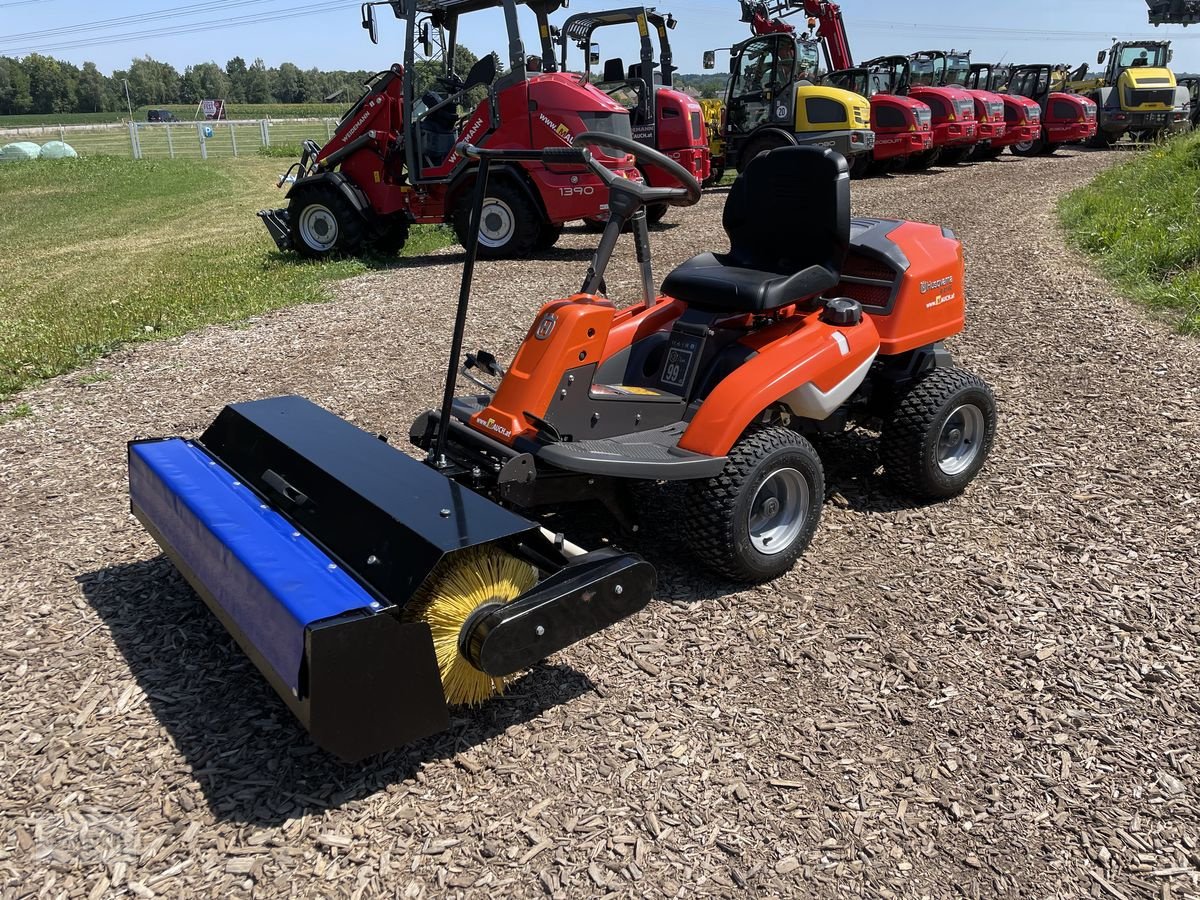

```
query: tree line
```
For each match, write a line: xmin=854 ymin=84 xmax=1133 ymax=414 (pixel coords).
xmin=0 ymin=54 xmax=376 ymax=116
xmin=0 ymin=51 xmax=733 ymax=117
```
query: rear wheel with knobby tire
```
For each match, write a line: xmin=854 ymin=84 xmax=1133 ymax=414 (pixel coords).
xmin=684 ymin=426 xmax=825 ymax=583
xmin=288 ymin=184 xmax=366 ymax=259
xmin=880 ymin=367 xmax=997 ymax=501
xmin=369 ymin=217 xmax=410 ymax=255
xmin=737 ymin=135 xmax=791 ymax=174
xmin=453 ymin=180 xmax=541 ymax=259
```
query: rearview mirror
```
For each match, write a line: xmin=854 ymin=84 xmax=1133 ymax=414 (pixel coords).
xmin=1168 ymin=48 xmax=1175 ymax=63
xmin=589 ymin=42 xmax=601 ymax=66
xmin=1097 ymin=50 xmax=1107 ymax=65
xmin=666 ymin=14 xmax=677 ymax=29
xmin=420 ymin=20 xmax=433 ymax=57
xmin=361 ymin=3 xmax=378 ymax=45
xmin=703 ymin=50 xmax=716 ymax=70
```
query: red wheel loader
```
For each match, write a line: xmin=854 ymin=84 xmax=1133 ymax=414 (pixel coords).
xmin=1003 ymin=64 xmax=1097 ymax=155
xmin=258 ymin=0 xmax=639 ymax=260
xmin=130 ymin=133 xmax=996 ymax=761
xmin=824 ymin=61 xmax=934 ymax=173
xmin=555 ymin=6 xmax=711 ymax=225
xmin=967 ymin=62 xmax=1043 ymax=158
xmin=910 ymin=50 xmax=1007 ymax=162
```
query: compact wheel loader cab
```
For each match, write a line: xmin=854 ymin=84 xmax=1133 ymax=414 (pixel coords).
xmin=258 ymin=0 xmax=641 ymax=261
xmin=132 ymin=131 xmax=996 ymax=761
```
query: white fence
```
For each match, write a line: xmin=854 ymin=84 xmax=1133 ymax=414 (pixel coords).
xmin=0 ymin=118 xmax=342 ymax=161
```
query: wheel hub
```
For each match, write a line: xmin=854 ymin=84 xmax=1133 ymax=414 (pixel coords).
xmin=297 ymin=203 xmax=338 ymax=252
xmin=937 ymin=404 xmax=986 ymax=476
xmin=478 ymin=198 xmax=516 ymax=249
xmin=748 ymin=468 xmax=810 ymax=556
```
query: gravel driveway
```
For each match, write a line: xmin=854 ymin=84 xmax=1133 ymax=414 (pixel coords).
xmin=2 ymin=148 xmax=1197 ymax=899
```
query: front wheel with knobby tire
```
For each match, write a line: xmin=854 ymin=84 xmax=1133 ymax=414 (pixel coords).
xmin=1010 ymin=137 xmax=1044 ymax=157
xmin=288 ymin=185 xmax=366 ymax=259
xmin=684 ymin=426 xmax=825 ymax=583
xmin=452 ymin=180 xmax=541 ymax=260
xmin=369 ymin=217 xmax=410 ymax=255
xmin=880 ymin=367 xmax=997 ymax=501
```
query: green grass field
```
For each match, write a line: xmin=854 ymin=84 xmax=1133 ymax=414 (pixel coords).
xmin=1060 ymin=134 xmax=1200 ymax=334
xmin=0 ymin=156 xmax=453 ymax=401
xmin=0 ymin=103 xmax=345 ymax=129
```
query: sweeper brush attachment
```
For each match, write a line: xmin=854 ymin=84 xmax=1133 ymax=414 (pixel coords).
xmin=128 ymin=395 xmax=654 ymax=761
xmin=402 ymin=545 xmax=538 ymax=706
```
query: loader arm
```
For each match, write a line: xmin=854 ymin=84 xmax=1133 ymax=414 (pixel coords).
xmin=803 ymin=0 xmax=853 ymax=71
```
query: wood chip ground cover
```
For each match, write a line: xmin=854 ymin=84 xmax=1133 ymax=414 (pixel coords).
xmin=1 ymin=149 xmax=1197 ymax=899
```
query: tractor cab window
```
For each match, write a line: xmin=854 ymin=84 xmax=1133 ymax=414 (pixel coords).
xmin=909 ymin=57 xmax=939 ymax=87
xmin=945 ymin=54 xmax=971 ymax=87
xmin=728 ymin=35 xmax=798 ymax=135
xmin=1010 ymin=69 xmax=1049 ymax=100
xmin=1118 ymin=44 xmax=1168 ymax=69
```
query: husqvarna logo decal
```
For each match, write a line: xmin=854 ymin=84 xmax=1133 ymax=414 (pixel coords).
xmin=921 ymin=276 xmax=954 ymax=293
xmin=535 ymin=314 xmax=557 ymax=340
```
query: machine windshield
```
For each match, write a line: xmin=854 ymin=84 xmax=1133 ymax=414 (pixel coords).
xmin=795 ymin=40 xmax=822 ymax=80
xmin=945 ymin=54 xmax=971 ymax=86
xmin=909 ymin=56 xmax=939 ymax=86
xmin=1118 ymin=44 xmax=1170 ymax=68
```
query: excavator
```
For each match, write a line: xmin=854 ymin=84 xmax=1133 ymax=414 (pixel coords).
xmin=702 ymin=2 xmax=874 ymax=176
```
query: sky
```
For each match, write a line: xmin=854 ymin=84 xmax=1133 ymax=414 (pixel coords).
xmin=1 ymin=0 xmax=1198 ymax=76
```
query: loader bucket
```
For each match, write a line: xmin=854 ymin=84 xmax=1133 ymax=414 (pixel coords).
xmin=129 ymin=396 xmax=652 ymax=760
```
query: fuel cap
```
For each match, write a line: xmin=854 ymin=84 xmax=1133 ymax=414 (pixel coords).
xmin=821 ymin=297 xmax=863 ymax=326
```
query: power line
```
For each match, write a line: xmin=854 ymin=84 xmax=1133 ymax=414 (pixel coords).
xmin=1 ymin=0 xmax=291 ymax=43
xmin=0 ymin=0 xmax=60 ymax=8
xmin=0 ymin=0 xmax=361 ymax=55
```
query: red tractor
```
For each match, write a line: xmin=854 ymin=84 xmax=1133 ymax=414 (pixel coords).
xmin=555 ymin=6 xmax=711 ymax=225
xmin=1003 ymin=64 xmax=1098 ymax=155
xmin=967 ymin=62 xmax=1043 ymax=158
xmin=259 ymin=0 xmax=639 ymax=260
xmin=911 ymin=50 xmax=1008 ymax=162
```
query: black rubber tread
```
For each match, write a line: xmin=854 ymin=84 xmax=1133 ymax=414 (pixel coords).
xmin=1010 ymin=137 xmax=1045 ymax=157
xmin=369 ymin=217 xmax=410 ymax=255
xmin=1043 ymin=143 xmax=1061 ymax=155
xmin=937 ymin=146 xmax=973 ymax=166
xmin=1087 ymin=130 xmax=1113 ymax=149
xmin=879 ymin=366 xmax=997 ymax=501
xmin=736 ymin=134 xmax=791 ymax=174
xmin=534 ymin=222 xmax=563 ymax=250
xmin=683 ymin=426 xmax=825 ymax=583
xmin=288 ymin=183 xmax=366 ymax=259
xmin=907 ymin=148 xmax=941 ymax=170
xmin=645 ymin=203 xmax=669 ymax=225
xmin=848 ymin=152 xmax=872 ymax=179
xmin=451 ymin=179 xmax=541 ymax=260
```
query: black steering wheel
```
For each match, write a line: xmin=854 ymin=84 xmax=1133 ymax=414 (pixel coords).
xmin=573 ymin=132 xmax=702 ymax=209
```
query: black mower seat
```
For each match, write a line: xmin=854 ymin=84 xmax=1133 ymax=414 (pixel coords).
xmin=662 ymin=146 xmax=851 ymax=315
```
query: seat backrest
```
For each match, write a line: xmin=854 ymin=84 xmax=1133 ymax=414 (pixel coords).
xmin=722 ymin=146 xmax=851 ymax=277
xmin=603 ymin=58 xmax=626 ymax=83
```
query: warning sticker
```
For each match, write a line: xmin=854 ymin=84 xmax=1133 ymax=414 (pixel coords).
xmin=592 ymin=384 xmax=663 ymax=397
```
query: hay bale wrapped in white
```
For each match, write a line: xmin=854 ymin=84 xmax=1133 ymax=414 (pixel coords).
xmin=39 ymin=141 xmax=78 ymax=159
xmin=0 ymin=141 xmax=42 ymax=161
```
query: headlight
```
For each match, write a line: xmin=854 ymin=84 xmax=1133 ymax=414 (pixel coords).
xmin=956 ymin=99 xmax=974 ymax=118
xmin=988 ymin=101 xmax=1004 ymax=118
xmin=915 ymin=108 xmax=932 ymax=127
xmin=1026 ymin=106 xmax=1041 ymax=123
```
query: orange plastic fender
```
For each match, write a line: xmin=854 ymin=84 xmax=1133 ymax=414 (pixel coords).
xmin=677 ymin=310 xmax=880 ymax=458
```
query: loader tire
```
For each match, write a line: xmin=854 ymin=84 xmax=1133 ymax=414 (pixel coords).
xmin=1087 ymin=131 xmax=1113 ymax=149
xmin=289 ymin=184 xmax=366 ymax=259
xmin=1010 ymin=137 xmax=1044 ymax=157
xmin=848 ymin=152 xmax=872 ymax=179
xmin=369 ymin=217 xmax=410 ymax=255
xmin=1043 ymin=143 xmax=1061 ymax=155
xmin=880 ymin=367 xmax=997 ymax=502
xmin=646 ymin=203 xmax=669 ymax=226
xmin=535 ymin=222 xmax=563 ymax=251
xmin=737 ymin=134 xmax=791 ymax=173
xmin=938 ymin=146 xmax=972 ymax=166
xmin=907 ymin=148 xmax=941 ymax=170
xmin=684 ymin=426 xmax=824 ymax=583
xmin=452 ymin=180 xmax=540 ymax=260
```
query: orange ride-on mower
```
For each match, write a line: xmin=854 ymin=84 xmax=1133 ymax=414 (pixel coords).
xmin=413 ymin=133 xmax=998 ymax=583
xmin=258 ymin=0 xmax=639 ymax=260
xmin=128 ymin=133 xmax=995 ymax=761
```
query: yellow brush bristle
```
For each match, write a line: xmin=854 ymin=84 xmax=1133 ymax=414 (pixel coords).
xmin=402 ymin=545 xmax=538 ymax=707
